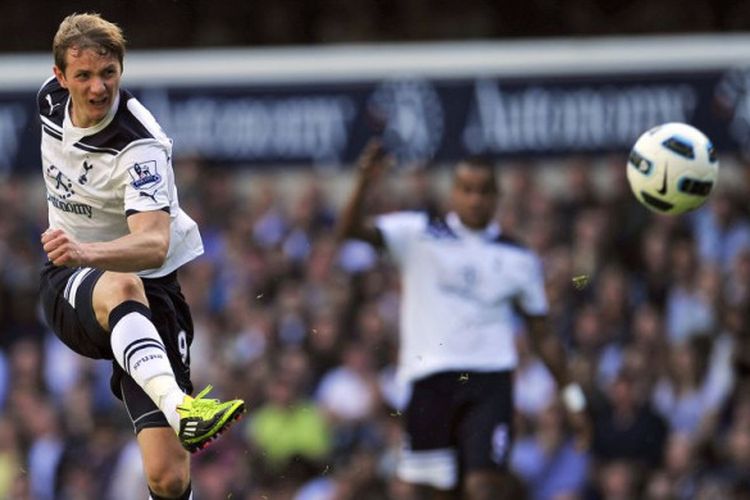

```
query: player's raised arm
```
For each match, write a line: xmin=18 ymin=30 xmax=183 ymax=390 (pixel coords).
xmin=336 ymin=138 xmax=391 ymax=248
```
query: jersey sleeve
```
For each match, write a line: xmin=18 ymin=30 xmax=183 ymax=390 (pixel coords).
xmin=374 ymin=211 xmax=427 ymax=264
xmin=120 ymin=143 xmax=172 ymax=216
xmin=516 ymin=253 xmax=549 ymax=316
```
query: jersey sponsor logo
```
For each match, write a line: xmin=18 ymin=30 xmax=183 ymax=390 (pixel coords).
xmin=46 ymin=165 xmax=75 ymax=199
xmin=127 ymin=160 xmax=161 ymax=189
xmin=45 ymin=164 xmax=93 ymax=218
xmin=46 ymin=192 xmax=93 ymax=219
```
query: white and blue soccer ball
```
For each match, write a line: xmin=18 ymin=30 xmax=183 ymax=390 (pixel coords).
xmin=627 ymin=122 xmax=719 ymax=215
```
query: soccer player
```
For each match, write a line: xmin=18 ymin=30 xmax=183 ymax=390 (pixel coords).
xmin=37 ymin=14 xmax=245 ymax=499
xmin=338 ymin=140 xmax=590 ymax=500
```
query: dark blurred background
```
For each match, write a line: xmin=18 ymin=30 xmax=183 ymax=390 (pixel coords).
xmin=2 ymin=0 xmax=750 ymax=52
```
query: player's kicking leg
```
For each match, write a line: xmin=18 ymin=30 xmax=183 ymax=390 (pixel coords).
xmin=41 ymin=262 xmax=245 ymax=499
xmin=93 ymin=271 xmax=245 ymax=453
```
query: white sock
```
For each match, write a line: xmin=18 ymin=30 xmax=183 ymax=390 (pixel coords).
xmin=144 ymin=375 xmax=186 ymax=431
xmin=110 ymin=304 xmax=186 ymax=432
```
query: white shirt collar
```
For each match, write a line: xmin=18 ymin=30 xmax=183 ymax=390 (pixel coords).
xmin=445 ymin=211 xmax=501 ymax=240
xmin=63 ymin=92 xmax=121 ymax=143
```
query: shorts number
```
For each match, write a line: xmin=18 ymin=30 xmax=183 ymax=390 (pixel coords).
xmin=177 ymin=330 xmax=188 ymax=365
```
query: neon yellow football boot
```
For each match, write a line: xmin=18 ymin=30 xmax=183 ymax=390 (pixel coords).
xmin=176 ymin=385 xmax=245 ymax=453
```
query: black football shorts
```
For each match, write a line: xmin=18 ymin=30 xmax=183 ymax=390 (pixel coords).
xmin=398 ymin=370 xmax=514 ymax=489
xmin=40 ymin=262 xmax=194 ymax=432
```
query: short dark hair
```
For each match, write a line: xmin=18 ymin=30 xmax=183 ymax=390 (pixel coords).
xmin=453 ymin=156 xmax=499 ymax=192
xmin=53 ymin=13 xmax=126 ymax=73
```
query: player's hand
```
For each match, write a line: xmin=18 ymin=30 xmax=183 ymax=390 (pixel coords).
xmin=560 ymin=382 xmax=592 ymax=450
xmin=356 ymin=138 xmax=393 ymax=184
xmin=41 ymin=228 xmax=87 ymax=267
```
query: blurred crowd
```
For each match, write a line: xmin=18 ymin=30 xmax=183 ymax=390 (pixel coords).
xmin=3 ymin=0 xmax=750 ymax=53
xmin=1 ymin=153 xmax=750 ymax=500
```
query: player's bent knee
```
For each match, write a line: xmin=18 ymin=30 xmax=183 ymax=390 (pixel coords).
xmin=107 ymin=273 xmax=147 ymax=302
xmin=93 ymin=272 xmax=150 ymax=331
xmin=144 ymin=461 xmax=190 ymax=498
xmin=96 ymin=272 xmax=146 ymax=309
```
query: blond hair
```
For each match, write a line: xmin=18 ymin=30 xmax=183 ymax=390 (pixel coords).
xmin=53 ymin=13 xmax=126 ymax=73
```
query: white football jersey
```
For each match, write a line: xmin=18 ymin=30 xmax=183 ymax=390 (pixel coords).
xmin=37 ymin=77 xmax=203 ymax=278
xmin=375 ymin=211 xmax=548 ymax=383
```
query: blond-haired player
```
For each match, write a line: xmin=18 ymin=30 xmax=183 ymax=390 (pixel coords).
xmin=38 ymin=13 xmax=245 ymax=499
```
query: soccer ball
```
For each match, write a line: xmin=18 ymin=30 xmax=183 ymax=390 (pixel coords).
xmin=627 ymin=122 xmax=719 ymax=215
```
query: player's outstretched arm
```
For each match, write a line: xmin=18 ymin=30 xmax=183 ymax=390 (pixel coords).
xmin=336 ymin=138 xmax=391 ymax=248
xmin=41 ymin=210 xmax=170 ymax=271
xmin=526 ymin=315 xmax=569 ymax=386
xmin=526 ymin=315 xmax=592 ymax=449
